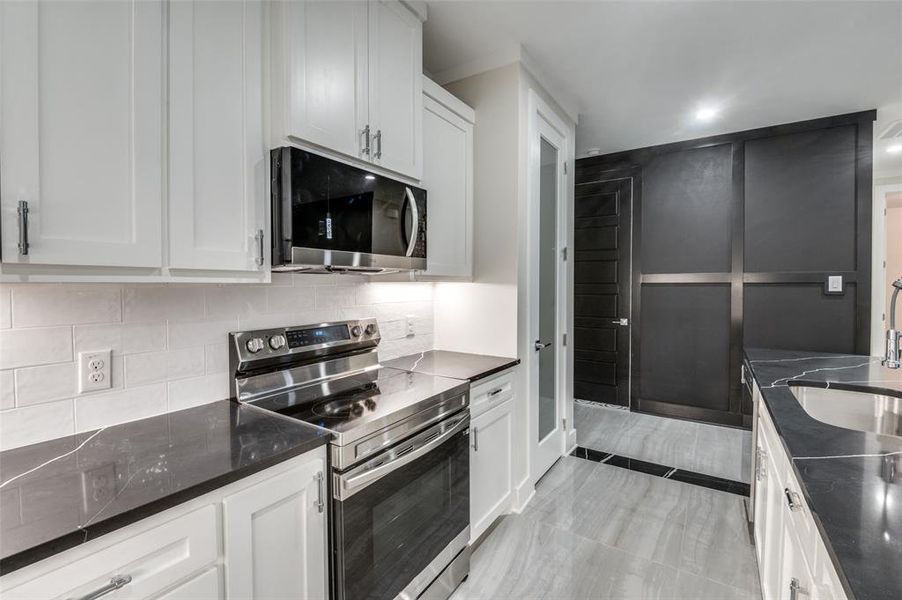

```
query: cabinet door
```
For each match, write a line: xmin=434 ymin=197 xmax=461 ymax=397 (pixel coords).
xmin=422 ymin=93 xmax=474 ymax=278
xmin=762 ymin=441 xmax=786 ymax=600
xmin=284 ymin=0 xmax=368 ymax=160
xmin=168 ymin=0 xmax=265 ymax=272
xmin=154 ymin=566 xmax=222 ymax=600
xmin=0 ymin=0 xmax=163 ymax=267
xmin=470 ymin=400 xmax=513 ymax=542
xmin=367 ymin=1 xmax=422 ymax=179
xmin=752 ymin=441 xmax=769 ymax=567
xmin=223 ymin=454 xmax=327 ymax=600
xmin=778 ymin=516 xmax=815 ymax=600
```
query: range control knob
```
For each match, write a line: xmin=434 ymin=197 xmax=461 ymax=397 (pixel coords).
xmin=365 ymin=323 xmax=377 ymax=336
xmin=245 ymin=337 xmax=265 ymax=354
xmin=269 ymin=334 xmax=286 ymax=350
xmin=351 ymin=325 xmax=363 ymax=337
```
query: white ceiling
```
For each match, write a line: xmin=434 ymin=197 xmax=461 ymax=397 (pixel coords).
xmin=423 ymin=0 xmax=902 ymax=176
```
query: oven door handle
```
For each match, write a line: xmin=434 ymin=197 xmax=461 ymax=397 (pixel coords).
xmin=336 ymin=412 xmax=469 ymax=500
xmin=404 ymin=187 xmax=420 ymax=258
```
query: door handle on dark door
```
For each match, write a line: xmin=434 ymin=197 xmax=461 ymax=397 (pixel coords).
xmin=535 ymin=340 xmax=552 ymax=352
xmin=611 ymin=318 xmax=629 ymax=326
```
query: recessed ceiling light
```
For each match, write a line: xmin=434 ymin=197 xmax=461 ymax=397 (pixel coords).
xmin=364 ymin=174 xmax=376 ymax=180
xmin=888 ymin=144 xmax=902 ymax=155
xmin=695 ymin=106 xmax=719 ymax=122
xmin=585 ymin=148 xmax=601 ymax=156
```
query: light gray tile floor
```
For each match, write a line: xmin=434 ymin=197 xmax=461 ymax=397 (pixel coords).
xmin=574 ymin=401 xmax=752 ymax=484
xmin=452 ymin=456 xmax=761 ymax=600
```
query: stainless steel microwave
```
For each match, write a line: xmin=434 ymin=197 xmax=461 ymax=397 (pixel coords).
xmin=270 ymin=147 xmax=427 ymax=273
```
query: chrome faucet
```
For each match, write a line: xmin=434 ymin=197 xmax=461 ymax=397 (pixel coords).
xmin=885 ymin=277 xmax=902 ymax=369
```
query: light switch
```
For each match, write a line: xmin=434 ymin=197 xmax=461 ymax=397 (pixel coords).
xmin=827 ymin=275 xmax=843 ymax=294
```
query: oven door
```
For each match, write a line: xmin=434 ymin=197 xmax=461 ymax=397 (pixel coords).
xmin=332 ymin=412 xmax=469 ymax=600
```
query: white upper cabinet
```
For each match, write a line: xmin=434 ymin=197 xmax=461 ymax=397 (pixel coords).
xmin=367 ymin=1 xmax=423 ymax=179
xmin=276 ymin=0 xmax=423 ymax=180
xmin=168 ymin=0 xmax=266 ymax=272
xmin=0 ymin=0 xmax=164 ymax=267
xmin=421 ymin=77 xmax=474 ymax=279
xmin=281 ymin=0 xmax=368 ymax=161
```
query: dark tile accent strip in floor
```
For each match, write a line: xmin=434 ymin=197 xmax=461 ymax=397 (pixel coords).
xmin=571 ymin=446 xmax=751 ymax=497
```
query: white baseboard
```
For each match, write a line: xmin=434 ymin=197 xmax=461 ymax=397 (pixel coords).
xmin=511 ymin=475 xmax=535 ymax=513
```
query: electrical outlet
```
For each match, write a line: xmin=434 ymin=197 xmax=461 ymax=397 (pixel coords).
xmin=81 ymin=463 xmax=117 ymax=515
xmin=79 ymin=350 xmax=111 ymax=393
xmin=406 ymin=315 xmax=415 ymax=337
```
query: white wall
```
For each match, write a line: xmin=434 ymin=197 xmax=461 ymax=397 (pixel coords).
xmin=436 ymin=61 xmax=577 ymax=509
xmin=437 ymin=64 xmax=521 ymax=357
xmin=0 ymin=276 xmax=434 ymax=451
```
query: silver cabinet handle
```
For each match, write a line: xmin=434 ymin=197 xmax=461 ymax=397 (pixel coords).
xmin=314 ymin=471 xmax=325 ymax=513
xmin=404 ymin=187 xmax=420 ymax=258
xmin=70 ymin=575 xmax=132 ymax=600
xmin=784 ymin=488 xmax=803 ymax=512
xmin=472 ymin=425 xmax=478 ymax=452
xmin=535 ymin=340 xmax=551 ymax=352
xmin=789 ymin=577 xmax=803 ymax=600
xmin=373 ymin=129 xmax=382 ymax=159
xmin=611 ymin=318 xmax=629 ymax=326
xmin=17 ymin=200 xmax=29 ymax=256
xmin=254 ymin=229 xmax=264 ymax=266
xmin=361 ymin=124 xmax=371 ymax=156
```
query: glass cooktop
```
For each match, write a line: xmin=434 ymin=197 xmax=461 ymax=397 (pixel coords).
xmin=246 ymin=366 xmax=468 ymax=443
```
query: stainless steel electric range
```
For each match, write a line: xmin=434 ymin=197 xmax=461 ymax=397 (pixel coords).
xmin=228 ymin=319 xmax=471 ymax=600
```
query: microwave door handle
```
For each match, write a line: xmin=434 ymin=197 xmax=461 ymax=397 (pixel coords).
xmin=337 ymin=413 xmax=468 ymax=500
xmin=404 ymin=187 xmax=419 ymax=257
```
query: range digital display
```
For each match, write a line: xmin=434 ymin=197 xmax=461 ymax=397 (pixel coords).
xmin=286 ymin=324 xmax=351 ymax=349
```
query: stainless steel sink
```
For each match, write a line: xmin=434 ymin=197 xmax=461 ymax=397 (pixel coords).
xmin=790 ymin=386 xmax=902 ymax=437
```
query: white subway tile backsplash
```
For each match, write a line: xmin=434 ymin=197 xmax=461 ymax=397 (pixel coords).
xmin=0 ymin=400 xmax=75 ymax=451
xmin=14 ymin=363 xmax=76 ymax=407
xmin=1 ymin=275 xmax=436 ymax=451
xmin=315 ymin=286 xmax=358 ymax=309
xmin=0 ymin=371 xmax=14 ymax=410
xmin=125 ymin=348 xmax=205 ymax=386
xmin=205 ymin=285 xmax=267 ymax=319
xmin=0 ymin=327 xmax=73 ymax=370
xmin=169 ymin=318 xmax=239 ymax=350
xmin=11 ymin=285 xmax=121 ymax=327
xmin=0 ymin=288 xmax=11 ymax=329
xmin=75 ymin=384 xmax=167 ymax=433
xmin=75 ymin=322 xmax=167 ymax=355
xmin=204 ymin=343 xmax=228 ymax=375
xmin=266 ymin=285 xmax=316 ymax=314
xmin=168 ymin=374 xmax=229 ymax=411
xmin=123 ymin=286 xmax=205 ymax=322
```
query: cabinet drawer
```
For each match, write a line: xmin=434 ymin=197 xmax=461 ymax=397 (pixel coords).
xmin=470 ymin=370 xmax=514 ymax=418
xmin=3 ymin=504 xmax=218 ymax=599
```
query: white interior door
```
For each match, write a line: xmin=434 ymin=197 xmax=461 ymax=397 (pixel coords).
xmin=529 ymin=91 xmax=569 ymax=482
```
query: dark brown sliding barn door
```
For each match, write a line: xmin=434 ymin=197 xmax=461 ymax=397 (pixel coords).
xmin=573 ymin=177 xmax=632 ymax=407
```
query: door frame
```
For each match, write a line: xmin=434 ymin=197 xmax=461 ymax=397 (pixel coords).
xmin=526 ymin=88 xmax=570 ymax=483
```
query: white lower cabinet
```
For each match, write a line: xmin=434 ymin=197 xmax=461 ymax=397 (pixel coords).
xmin=0 ymin=448 xmax=326 ymax=600
xmin=752 ymin=383 xmax=846 ymax=600
xmin=223 ymin=456 xmax=327 ymax=599
xmin=155 ymin=566 xmax=222 ymax=600
xmin=469 ymin=370 xmax=515 ymax=542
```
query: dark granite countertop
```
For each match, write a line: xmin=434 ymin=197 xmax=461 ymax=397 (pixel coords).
xmin=384 ymin=350 xmax=519 ymax=383
xmin=0 ymin=400 xmax=330 ymax=575
xmin=744 ymin=348 xmax=902 ymax=600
